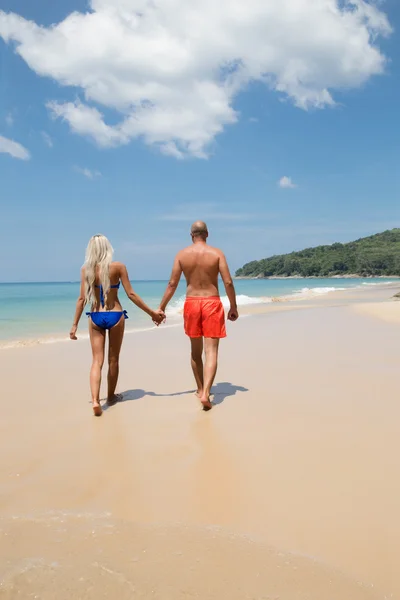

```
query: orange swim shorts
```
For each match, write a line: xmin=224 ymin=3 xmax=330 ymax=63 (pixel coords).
xmin=184 ymin=296 xmax=226 ymax=339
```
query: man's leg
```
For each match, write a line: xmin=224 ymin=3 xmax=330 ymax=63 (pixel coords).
xmin=199 ymin=337 xmax=220 ymax=410
xmin=190 ymin=337 xmax=204 ymax=398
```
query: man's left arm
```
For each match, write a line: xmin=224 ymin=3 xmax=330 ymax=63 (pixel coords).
xmin=219 ymin=252 xmax=238 ymax=321
xmin=159 ymin=255 xmax=182 ymax=313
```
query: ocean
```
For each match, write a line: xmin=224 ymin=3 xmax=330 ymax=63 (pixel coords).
xmin=0 ymin=277 xmax=396 ymax=347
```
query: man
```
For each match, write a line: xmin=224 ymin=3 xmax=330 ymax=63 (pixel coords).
xmin=159 ymin=221 xmax=238 ymax=410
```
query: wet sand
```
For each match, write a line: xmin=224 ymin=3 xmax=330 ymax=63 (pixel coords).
xmin=1 ymin=289 xmax=399 ymax=598
xmin=353 ymin=299 xmax=400 ymax=324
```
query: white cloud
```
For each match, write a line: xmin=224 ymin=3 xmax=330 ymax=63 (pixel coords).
xmin=0 ymin=1 xmax=392 ymax=158
xmin=48 ymin=101 xmax=129 ymax=148
xmin=159 ymin=141 xmax=185 ymax=160
xmin=0 ymin=134 xmax=30 ymax=160
xmin=74 ymin=166 xmax=102 ymax=179
xmin=5 ymin=113 xmax=14 ymax=127
xmin=278 ymin=176 xmax=297 ymax=189
xmin=41 ymin=131 xmax=53 ymax=148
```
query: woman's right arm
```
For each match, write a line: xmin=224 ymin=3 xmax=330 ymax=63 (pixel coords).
xmin=119 ymin=264 xmax=165 ymax=324
xmin=70 ymin=268 xmax=86 ymax=340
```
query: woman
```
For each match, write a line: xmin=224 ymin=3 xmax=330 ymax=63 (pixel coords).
xmin=70 ymin=234 xmax=164 ymax=416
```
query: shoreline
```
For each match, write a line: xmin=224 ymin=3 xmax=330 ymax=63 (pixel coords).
xmin=235 ymin=274 xmax=400 ymax=280
xmin=0 ymin=320 xmax=183 ymax=350
xmin=1 ymin=280 xmax=399 ymax=350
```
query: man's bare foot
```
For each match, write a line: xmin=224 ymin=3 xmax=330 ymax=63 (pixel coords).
xmin=92 ymin=401 xmax=103 ymax=417
xmin=199 ymin=396 xmax=213 ymax=411
xmin=107 ymin=393 xmax=123 ymax=406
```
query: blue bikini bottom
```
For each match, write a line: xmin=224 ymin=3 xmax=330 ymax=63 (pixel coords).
xmin=86 ymin=310 xmax=128 ymax=330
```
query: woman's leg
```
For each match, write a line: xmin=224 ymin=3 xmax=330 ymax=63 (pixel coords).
xmin=89 ymin=320 xmax=106 ymax=416
xmin=107 ymin=315 xmax=125 ymax=403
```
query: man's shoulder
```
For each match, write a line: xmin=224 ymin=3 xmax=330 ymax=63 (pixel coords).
xmin=206 ymin=245 xmax=224 ymax=256
xmin=178 ymin=245 xmax=224 ymax=258
xmin=177 ymin=246 xmax=193 ymax=257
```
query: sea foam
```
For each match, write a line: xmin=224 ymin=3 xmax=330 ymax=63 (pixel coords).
xmin=167 ymin=294 xmax=272 ymax=315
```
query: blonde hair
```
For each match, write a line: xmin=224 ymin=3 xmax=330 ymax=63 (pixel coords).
xmin=84 ymin=234 xmax=114 ymax=307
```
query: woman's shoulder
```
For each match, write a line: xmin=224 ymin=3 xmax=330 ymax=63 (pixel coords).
xmin=110 ymin=261 xmax=127 ymax=276
xmin=111 ymin=261 xmax=125 ymax=270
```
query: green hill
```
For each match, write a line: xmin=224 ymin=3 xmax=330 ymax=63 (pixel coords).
xmin=235 ymin=229 xmax=400 ymax=278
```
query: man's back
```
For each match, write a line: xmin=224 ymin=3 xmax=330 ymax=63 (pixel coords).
xmin=158 ymin=220 xmax=238 ymax=409
xmin=178 ymin=243 xmax=222 ymax=297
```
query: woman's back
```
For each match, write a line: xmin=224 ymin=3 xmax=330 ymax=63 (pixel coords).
xmin=91 ymin=261 xmax=123 ymax=312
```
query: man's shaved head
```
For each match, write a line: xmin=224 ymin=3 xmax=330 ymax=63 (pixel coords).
xmin=191 ymin=221 xmax=208 ymax=239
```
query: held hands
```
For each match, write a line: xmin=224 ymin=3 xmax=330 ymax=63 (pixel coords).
xmin=69 ymin=325 xmax=78 ymax=340
xmin=228 ymin=306 xmax=239 ymax=322
xmin=152 ymin=308 xmax=166 ymax=326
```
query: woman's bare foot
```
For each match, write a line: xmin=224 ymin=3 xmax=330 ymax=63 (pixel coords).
xmin=195 ymin=389 xmax=203 ymax=399
xmin=107 ymin=393 xmax=123 ymax=406
xmin=92 ymin=401 xmax=103 ymax=417
xmin=199 ymin=395 xmax=213 ymax=411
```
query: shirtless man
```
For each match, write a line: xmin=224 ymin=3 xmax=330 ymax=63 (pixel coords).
xmin=159 ymin=221 xmax=238 ymax=410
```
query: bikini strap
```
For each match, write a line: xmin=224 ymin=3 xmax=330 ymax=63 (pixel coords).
xmin=99 ymin=284 xmax=105 ymax=308
xmin=95 ymin=282 xmax=120 ymax=307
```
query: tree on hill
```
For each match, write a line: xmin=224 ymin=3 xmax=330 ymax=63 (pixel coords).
xmin=235 ymin=229 xmax=400 ymax=278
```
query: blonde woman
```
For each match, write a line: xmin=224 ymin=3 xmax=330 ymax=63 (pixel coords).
xmin=70 ymin=234 xmax=164 ymax=416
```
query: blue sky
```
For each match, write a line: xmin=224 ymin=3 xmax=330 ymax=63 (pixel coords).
xmin=0 ymin=0 xmax=399 ymax=282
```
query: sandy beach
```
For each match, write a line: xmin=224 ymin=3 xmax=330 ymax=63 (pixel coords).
xmin=1 ymin=286 xmax=399 ymax=599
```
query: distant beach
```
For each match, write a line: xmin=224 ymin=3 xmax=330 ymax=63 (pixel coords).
xmin=235 ymin=274 xmax=400 ymax=280
xmin=0 ymin=277 xmax=396 ymax=347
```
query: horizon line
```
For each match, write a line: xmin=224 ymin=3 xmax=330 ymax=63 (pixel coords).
xmin=0 ymin=279 xmax=173 ymax=285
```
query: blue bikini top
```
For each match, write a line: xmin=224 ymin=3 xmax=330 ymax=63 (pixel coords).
xmin=95 ymin=282 xmax=120 ymax=307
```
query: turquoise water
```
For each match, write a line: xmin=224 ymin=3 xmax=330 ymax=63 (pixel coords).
xmin=0 ymin=278 xmax=395 ymax=345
